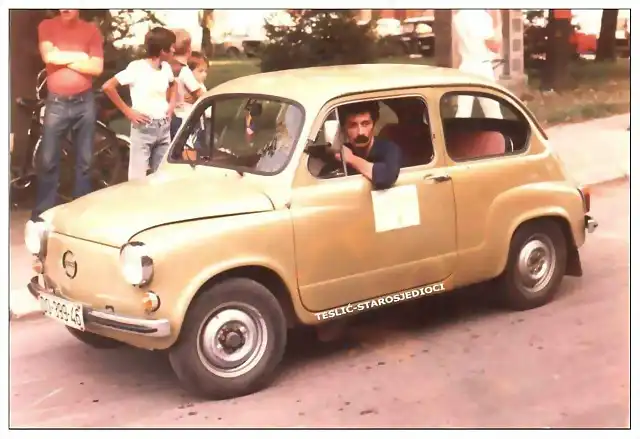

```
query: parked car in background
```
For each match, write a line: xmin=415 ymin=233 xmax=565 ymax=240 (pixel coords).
xmin=399 ymin=16 xmax=435 ymax=57
xmin=373 ymin=18 xmax=402 ymax=37
xmin=215 ymin=33 xmax=265 ymax=58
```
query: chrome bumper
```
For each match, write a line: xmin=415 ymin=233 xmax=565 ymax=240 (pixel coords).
xmin=27 ymin=276 xmax=171 ymax=338
xmin=585 ymin=215 xmax=598 ymax=233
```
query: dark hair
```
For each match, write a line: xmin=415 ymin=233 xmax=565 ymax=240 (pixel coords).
xmin=144 ymin=27 xmax=176 ymax=58
xmin=187 ymin=51 xmax=208 ymax=71
xmin=338 ymin=100 xmax=380 ymax=126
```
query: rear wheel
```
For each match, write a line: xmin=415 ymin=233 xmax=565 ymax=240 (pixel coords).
xmin=169 ymin=278 xmax=287 ymax=400
xmin=498 ymin=219 xmax=567 ymax=310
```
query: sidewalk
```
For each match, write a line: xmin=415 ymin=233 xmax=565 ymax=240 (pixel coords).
xmin=8 ymin=113 xmax=631 ymax=320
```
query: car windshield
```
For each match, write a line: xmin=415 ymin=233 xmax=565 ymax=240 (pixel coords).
xmin=169 ymin=95 xmax=305 ymax=175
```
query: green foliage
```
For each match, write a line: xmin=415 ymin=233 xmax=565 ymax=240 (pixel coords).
xmin=79 ymin=10 xmax=164 ymax=84
xmin=260 ymin=10 xmax=378 ymax=73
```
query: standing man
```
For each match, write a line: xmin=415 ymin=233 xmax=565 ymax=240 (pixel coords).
xmin=30 ymin=9 xmax=104 ymax=223
xmin=452 ymin=9 xmax=503 ymax=118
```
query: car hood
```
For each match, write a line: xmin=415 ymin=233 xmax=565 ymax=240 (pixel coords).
xmin=46 ymin=172 xmax=275 ymax=247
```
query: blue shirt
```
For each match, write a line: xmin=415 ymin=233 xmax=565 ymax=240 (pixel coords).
xmin=347 ymin=137 xmax=402 ymax=190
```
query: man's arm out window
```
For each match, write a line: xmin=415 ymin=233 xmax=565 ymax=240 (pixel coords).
xmin=371 ymin=142 xmax=402 ymax=190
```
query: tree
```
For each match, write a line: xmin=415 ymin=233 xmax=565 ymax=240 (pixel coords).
xmin=260 ymin=10 xmax=378 ymax=73
xmin=199 ymin=9 xmax=214 ymax=58
xmin=10 ymin=9 xmax=50 ymax=165
xmin=596 ymin=9 xmax=619 ymax=62
xmin=541 ymin=9 xmax=573 ymax=91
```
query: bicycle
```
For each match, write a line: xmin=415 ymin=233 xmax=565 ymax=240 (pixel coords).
xmin=11 ymin=69 xmax=131 ymax=209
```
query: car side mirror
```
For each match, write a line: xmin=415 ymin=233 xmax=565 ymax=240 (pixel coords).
xmin=323 ymin=120 xmax=342 ymax=154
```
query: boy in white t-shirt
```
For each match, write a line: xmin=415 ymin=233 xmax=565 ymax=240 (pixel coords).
xmin=101 ymin=27 xmax=177 ymax=180
xmin=169 ymin=29 xmax=205 ymax=139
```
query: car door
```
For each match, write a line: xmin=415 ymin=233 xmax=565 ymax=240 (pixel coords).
xmin=289 ymin=91 xmax=458 ymax=313
xmin=433 ymin=86 xmax=537 ymax=287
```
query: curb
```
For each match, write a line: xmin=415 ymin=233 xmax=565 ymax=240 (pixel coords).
xmin=10 ymin=308 xmax=44 ymax=322
xmin=10 ymin=286 xmax=43 ymax=322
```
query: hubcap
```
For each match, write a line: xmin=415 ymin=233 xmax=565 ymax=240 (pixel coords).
xmin=197 ymin=304 xmax=268 ymax=378
xmin=516 ymin=234 xmax=556 ymax=296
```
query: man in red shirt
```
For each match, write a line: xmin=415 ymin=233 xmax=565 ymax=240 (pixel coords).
xmin=30 ymin=9 xmax=104 ymax=222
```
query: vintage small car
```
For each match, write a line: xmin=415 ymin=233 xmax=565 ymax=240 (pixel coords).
xmin=25 ymin=63 xmax=598 ymax=400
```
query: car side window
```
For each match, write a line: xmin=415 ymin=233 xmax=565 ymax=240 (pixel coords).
xmin=439 ymin=91 xmax=531 ymax=162
xmin=307 ymin=96 xmax=435 ymax=179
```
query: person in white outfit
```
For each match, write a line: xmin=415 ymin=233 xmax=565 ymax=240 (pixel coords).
xmin=452 ymin=9 xmax=503 ymax=119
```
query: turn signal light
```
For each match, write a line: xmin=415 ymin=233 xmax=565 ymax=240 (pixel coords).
xmin=579 ymin=186 xmax=591 ymax=213
xmin=142 ymin=291 xmax=161 ymax=313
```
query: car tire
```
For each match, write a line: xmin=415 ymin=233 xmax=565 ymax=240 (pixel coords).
xmin=66 ymin=327 xmax=123 ymax=349
xmin=499 ymin=219 xmax=567 ymax=311
xmin=169 ymin=278 xmax=287 ymax=400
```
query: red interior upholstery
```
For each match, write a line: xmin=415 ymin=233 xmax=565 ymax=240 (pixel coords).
xmin=379 ymin=123 xmax=434 ymax=167
xmin=446 ymin=130 xmax=505 ymax=160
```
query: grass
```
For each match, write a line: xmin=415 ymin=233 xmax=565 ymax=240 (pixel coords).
xmin=523 ymin=58 xmax=630 ymax=127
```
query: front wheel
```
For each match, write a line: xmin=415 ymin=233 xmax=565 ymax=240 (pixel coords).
xmin=169 ymin=278 xmax=287 ymax=400
xmin=498 ymin=219 xmax=568 ymax=310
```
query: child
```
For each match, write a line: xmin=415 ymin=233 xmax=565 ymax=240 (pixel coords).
xmin=180 ymin=52 xmax=210 ymax=160
xmin=169 ymin=29 xmax=205 ymax=140
xmin=101 ymin=26 xmax=177 ymax=180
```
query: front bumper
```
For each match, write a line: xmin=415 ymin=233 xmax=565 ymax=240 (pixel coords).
xmin=27 ymin=276 xmax=171 ymax=338
xmin=585 ymin=215 xmax=598 ymax=233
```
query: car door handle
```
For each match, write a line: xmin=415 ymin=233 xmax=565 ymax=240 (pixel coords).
xmin=423 ymin=173 xmax=451 ymax=183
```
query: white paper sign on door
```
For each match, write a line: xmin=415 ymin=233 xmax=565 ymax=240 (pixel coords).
xmin=371 ymin=184 xmax=421 ymax=233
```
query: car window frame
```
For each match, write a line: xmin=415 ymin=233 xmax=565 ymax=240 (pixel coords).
xmin=166 ymin=92 xmax=307 ymax=177
xmin=437 ymin=87 xmax=534 ymax=164
xmin=304 ymin=91 xmax=439 ymax=182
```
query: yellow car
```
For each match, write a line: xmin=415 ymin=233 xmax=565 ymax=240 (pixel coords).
xmin=25 ymin=64 xmax=598 ymax=400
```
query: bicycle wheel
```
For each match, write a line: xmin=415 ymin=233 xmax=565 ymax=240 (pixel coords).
xmin=91 ymin=125 xmax=127 ymax=190
xmin=57 ymin=126 xmax=127 ymax=203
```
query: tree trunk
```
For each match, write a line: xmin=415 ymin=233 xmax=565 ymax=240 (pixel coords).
xmin=434 ymin=9 xmax=458 ymax=68
xmin=200 ymin=9 xmax=214 ymax=58
xmin=10 ymin=9 xmax=47 ymax=164
xmin=541 ymin=9 xmax=573 ymax=91
xmin=595 ymin=9 xmax=619 ymax=62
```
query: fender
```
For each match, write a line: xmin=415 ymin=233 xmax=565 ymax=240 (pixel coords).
xmin=474 ymin=182 xmax=584 ymax=282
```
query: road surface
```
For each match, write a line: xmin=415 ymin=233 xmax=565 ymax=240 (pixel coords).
xmin=10 ymin=180 xmax=630 ymax=428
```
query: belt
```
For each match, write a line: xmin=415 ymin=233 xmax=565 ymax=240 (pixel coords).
xmin=139 ymin=116 xmax=170 ymax=128
xmin=47 ymin=89 xmax=94 ymax=104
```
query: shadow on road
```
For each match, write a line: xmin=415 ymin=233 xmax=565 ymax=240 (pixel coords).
xmin=29 ymin=277 xmax=581 ymax=406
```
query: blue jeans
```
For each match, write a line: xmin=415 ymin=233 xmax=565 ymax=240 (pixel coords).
xmin=32 ymin=90 xmax=96 ymax=221
xmin=128 ymin=117 xmax=171 ymax=180
xmin=170 ymin=116 xmax=182 ymax=140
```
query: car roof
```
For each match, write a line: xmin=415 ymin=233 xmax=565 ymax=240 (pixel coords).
xmin=205 ymin=63 xmax=506 ymax=106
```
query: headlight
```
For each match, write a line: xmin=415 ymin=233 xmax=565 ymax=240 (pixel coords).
xmin=24 ymin=220 xmax=50 ymax=256
xmin=119 ymin=242 xmax=154 ymax=286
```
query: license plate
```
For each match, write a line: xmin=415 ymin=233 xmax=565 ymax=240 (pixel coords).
xmin=39 ymin=294 xmax=85 ymax=331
